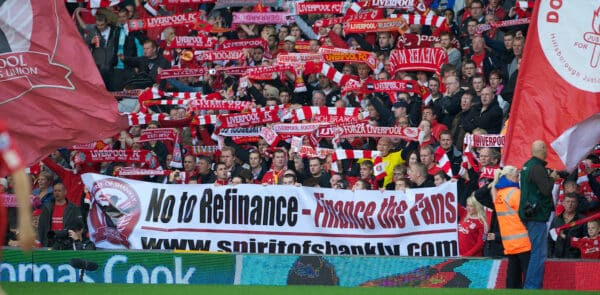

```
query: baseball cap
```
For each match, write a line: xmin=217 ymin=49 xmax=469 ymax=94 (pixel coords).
xmin=284 ymin=35 xmax=296 ymax=43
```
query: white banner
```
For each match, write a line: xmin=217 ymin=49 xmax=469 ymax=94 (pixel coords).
xmin=82 ymin=173 xmax=459 ymax=256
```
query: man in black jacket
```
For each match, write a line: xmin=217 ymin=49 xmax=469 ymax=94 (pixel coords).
xmin=37 ymin=183 xmax=84 ymax=248
xmin=120 ymin=39 xmax=171 ymax=83
xmin=112 ymin=7 xmax=148 ymax=90
xmin=85 ymin=14 xmax=120 ymax=90
xmin=473 ymin=87 xmax=503 ymax=134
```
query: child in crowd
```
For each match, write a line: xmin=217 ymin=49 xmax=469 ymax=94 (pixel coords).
xmin=571 ymin=219 xmax=600 ymax=259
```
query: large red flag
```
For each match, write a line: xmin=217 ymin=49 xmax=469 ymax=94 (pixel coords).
xmin=0 ymin=0 xmax=127 ymax=174
xmin=503 ymin=1 xmax=600 ymax=171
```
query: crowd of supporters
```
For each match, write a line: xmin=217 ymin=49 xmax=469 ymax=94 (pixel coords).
xmin=1 ymin=0 xmax=599 ymax=266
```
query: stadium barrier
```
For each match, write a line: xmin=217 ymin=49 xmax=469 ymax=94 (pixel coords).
xmin=0 ymin=249 xmax=598 ymax=290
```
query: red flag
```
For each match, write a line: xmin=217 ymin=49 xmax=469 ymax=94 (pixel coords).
xmin=0 ymin=0 xmax=127 ymax=168
xmin=503 ymin=1 xmax=600 ymax=171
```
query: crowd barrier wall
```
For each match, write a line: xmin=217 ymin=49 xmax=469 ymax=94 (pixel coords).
xmin=0 ymin=249 xmax=598 ymax=290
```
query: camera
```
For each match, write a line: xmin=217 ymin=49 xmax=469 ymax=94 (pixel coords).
xmin=47 ymin=229 xmax=72 ymax=250
xmin=523 ymin=202 xmax=537 ymax=218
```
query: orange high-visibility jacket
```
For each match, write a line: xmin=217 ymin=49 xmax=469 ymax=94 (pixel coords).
xmin=495 ymin=187 xmax=531 ymax=255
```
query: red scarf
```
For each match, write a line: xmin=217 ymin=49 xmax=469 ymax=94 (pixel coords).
xmin=291 ymin=106 xmax=361 ymax=122
xmin=313 ymin=8 xmax=382 ymax=29
xmin=194 ymin=49 xmax=246 ymax=62
xmin=187 ymin=100 xmax=252 ymax=112
xmin=190 ymin=145 xmax=218 ymax=156
xmin=303 ymin=61 xmax=360 ymax=88
xmin=115 ymin=167 xmax=171 ymax=176
xmin=157 ymin=67 xmax=209 ymax=81
xmin=316 ymin=123 xmax=421 ymax=142
xmin=320 ymin=47 xmax=377 ymax=69
xmin=291 ymin=1 xmax=346 ymax=14
xmin=344 ymin=17 xmax=409 ymax=34
xmin=217 ymin=109 xmax=281 ymax=128
xmin=139 ymin=128 xmax=178 ymax=142
xmin=388 ymin=48 xmax=448 ymax=75
xmin=74 ymin=150 xmax=151 ymax=164
xmin=330 ymin=149 xmax=386 ymax=180
xmin=168 ymin=36 xmax=218 ymax=49
xmin=127 ymin=12 xmax=203 ymax=31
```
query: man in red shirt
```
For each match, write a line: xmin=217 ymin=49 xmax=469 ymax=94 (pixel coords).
xmin=261 ymin=149 xmax=287 ymax=185
xmin=0 ymin=120 xmax=35 ymax=250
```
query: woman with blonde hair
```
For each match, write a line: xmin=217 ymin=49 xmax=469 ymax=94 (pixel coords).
xmin=32 ymin=171 xmax=54 ymax=209
xmin=492 ymin=165 xmax=531 ymax=289
xmin=458 ymin=194 xmax=487 ymax=256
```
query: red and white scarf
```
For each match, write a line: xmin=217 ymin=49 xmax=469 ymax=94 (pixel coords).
xmin=221 ymin=66 xmax=252 ymax=76
xmin=344 ymin=17 xmax=409 ymax=34
xmin=312 ymin=114 xmax=364 ymax=124
xmin=313 ymin=8 xmax=382 ymax=28
xmin=170 ymin=133 xmax=183 ymax=168
xmin=297 ymin=145 xmax=335 ymax=159
xmin=217 ymin=127 xmax=263 ymax=137
xmin=157 ymin=67 xmax=210 ymax=81
xmin=319 ymin=47 xmax=378 ymax=69
xmin=388 ymin=48 xmax=448 ymax=75
xmin=316 ymin=123 xmax=421 ymax=142
xmin=343 ymin=79 xmax=418 ymax=95
xmin=330 ymin=149 xmax=385 ymax=180
xmin=277 ymin=53 xmax=324 ymax=64
xmin=190 ymin=145 xmax=219 ymax=155
xmin=478 ymin=165 xmax=498 ymax=188
xmin=515 ymin=1 xmax=535 ymax=18
xmin=127 ymin=113 xmax=168 ymax=126
xmin=271 ymin=123 xmax=325 ymax=136
xmin=400 ymin=14 xmax=447 ymax=29
xmin=232 ymin=12 xmax=292 ymax=25
xmin=72 ymin=141 xmax=103 ymax=150
xmin=168 ymin=36 xmax=218 ymax=49
xmin=187 ymin=100 xmax=252 ymax=112
xmin=127 ymin=12 xmax=203 ymax=31
xmin=217 ymin=109 xmax=281 ymax=128
xmin=291 ymin=106 xmax=361 ymax=122
xmin=142 ymin=99 xmax=192 ymax=107
xmin=435 ymin=146 xmax=453 ymax=178
xmin=87 ymin=0 xmax=123 ymax=8
xmin=464 ymin=133 xmax=505 ymax=148
xmin=191 ymin=114 xmax=219 ymax=126
xmin=115 ymin=167 xmax=171 ymax=176
xmin=194 ymin=49 xmax=246 ymax=62
xmin=396 ymin=33 xmax=458 ymax=49
xmin=303 ymin=61 xmax=360 ymax=88
xmin=221 ymin=38 xmax=268 ymax=51
xmin=139 ymin=128 xmax=178 ymax=142
xmin=289 ymin=1 xmax=347 ymax=15
xmin=577 ymin=162 xmax=597 ymax=203
xmin=475 ymin=18 xmax=530 ymax=34
xmin=138 ymin=86 xmax=222 ymax=100
xmin=73 ymin=150 xmax=151 ymax=164
xmin=245 ymin=64 xmax=294 ymax=80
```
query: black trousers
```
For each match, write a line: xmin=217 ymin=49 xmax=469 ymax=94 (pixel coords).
xmin=506 ymin=251 xmax=531 ymax=289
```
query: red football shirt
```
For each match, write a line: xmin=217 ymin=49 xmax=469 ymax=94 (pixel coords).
xmin=571 ymin=236 xmax=600 ymax=259
xmin=51 ymin=203 xmax=66 ymax=231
